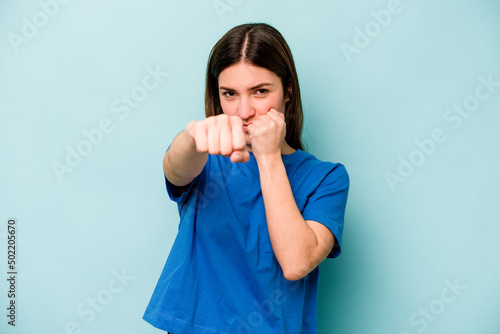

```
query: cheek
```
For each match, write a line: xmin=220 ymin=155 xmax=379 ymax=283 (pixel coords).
xmin=219 ymin=99 xmax=236 ymax=116
xmin=257 ymin=96 xmax=286 ymax=113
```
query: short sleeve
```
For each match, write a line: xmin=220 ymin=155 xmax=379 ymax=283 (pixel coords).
xmin=165 ymin=174 xmax=199 ymax=204
xmin=302 ymin=164 xmax=349 ymax=258
xmin=163 ymin=144 xmax=207 ymax=206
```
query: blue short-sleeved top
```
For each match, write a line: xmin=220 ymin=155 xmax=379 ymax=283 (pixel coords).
xmin=144 ymin=149 xmax=349 ymax=334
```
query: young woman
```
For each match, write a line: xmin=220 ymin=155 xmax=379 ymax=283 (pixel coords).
xmin=144 ymin=23 xmax=349 ymax=333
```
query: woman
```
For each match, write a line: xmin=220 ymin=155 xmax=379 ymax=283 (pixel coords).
xmin=144 ymin=23 xmax=349 ymax=333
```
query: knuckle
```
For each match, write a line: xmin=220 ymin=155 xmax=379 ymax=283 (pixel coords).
xmin=218 ymin=113 xmax=229 ymax=122
xmin=186 ymin=120 xmax=195 ymax=129
xmin=230 ymin=115 xmax=242 ymax=126
xmin=187 ymin=120 xmax=198 ymax=133
xmin=217 ymin=114 xmax=230 ymax=129
xmin=206 ymin=116 xmax=216 ymax=126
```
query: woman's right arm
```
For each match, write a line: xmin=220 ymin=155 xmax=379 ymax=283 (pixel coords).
xmin=163 ymin=128 xmax=208 ymax=187
xmin=163 ymin=114 xmax=249 ymax=187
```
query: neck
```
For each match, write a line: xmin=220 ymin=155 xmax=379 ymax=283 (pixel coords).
xmin=280 ymin=142 xmax=297 ymax=155
xmin=246 ymin=141 xmax=296 ymax=155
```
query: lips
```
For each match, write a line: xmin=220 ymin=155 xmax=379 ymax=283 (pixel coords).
xmin=243 ymin=124 xmax=251 ymax=145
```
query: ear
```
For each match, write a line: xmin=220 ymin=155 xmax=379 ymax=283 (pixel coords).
xmin=284 ymin=82 xmax=292 ymax=104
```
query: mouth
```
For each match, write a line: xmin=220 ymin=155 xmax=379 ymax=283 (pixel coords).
xmin=243 ymin=124 xmax=252 ymax=145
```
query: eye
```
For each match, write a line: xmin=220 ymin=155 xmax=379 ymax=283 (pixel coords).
xmin=255 ymin=89 xmax=268 ymax=95
xmin=222 ymin=91 xmax=236 ymax=97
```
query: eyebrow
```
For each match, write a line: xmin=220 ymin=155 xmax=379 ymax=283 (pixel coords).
xmin=219 ymin=83 xmax=274 ymax=91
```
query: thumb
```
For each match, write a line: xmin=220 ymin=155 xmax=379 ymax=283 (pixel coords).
xmin=230 ymin=148 xmax=250 ymax=163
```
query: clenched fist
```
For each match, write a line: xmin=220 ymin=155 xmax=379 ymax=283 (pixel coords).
xmin=185 ymin=114 xmax=250 ymax=163
xmin=247 ymin=109 xmax=286 ymax=159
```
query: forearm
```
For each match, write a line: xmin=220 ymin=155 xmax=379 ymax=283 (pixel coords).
xmin=257 ymin=154 xmax=323 ymax=281
xmin=164 ymin=129 xmax=208 ymax=186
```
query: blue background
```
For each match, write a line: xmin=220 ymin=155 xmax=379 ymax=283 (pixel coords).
xmin=1 ymin=1 xmax=500 ymax=333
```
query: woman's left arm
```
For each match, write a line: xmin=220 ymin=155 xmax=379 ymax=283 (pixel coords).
xmin=248 ymin=110 xmax=335 ymax=281
xmin=257 ymin=156 xmax=335 ymax=281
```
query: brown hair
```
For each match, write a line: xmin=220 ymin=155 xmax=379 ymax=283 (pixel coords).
xmin=205 ymin=23 xmax=305 ymax=151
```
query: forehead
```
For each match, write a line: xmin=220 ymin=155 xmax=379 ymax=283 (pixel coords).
xmin=218 ymin=62 xmax=280 ymax=87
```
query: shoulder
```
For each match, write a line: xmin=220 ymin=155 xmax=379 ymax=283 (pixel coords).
xmin=285 ymin=150 xmax=349 ymax=185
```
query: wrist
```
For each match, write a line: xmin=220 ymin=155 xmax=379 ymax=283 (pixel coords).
xmin=255 ymin=152 xmax=283 ymax=171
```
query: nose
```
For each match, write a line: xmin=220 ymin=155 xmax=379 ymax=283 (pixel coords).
xmin=237 ymin=97 xmax=255 ymax=120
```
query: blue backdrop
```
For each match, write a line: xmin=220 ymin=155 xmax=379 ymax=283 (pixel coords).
xmin=1 ymin=1 xmax=499 ymax=333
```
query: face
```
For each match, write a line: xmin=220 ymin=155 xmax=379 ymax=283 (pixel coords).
xmin=218 ymin=61 xmax=290 ymax=144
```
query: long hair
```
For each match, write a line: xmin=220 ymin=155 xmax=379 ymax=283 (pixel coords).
xmin=205 ymin=23 xmax=305 ymax=151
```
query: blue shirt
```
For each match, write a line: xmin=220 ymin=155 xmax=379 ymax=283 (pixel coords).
xmin=143 ymin=149 xmax=349 ymax=333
